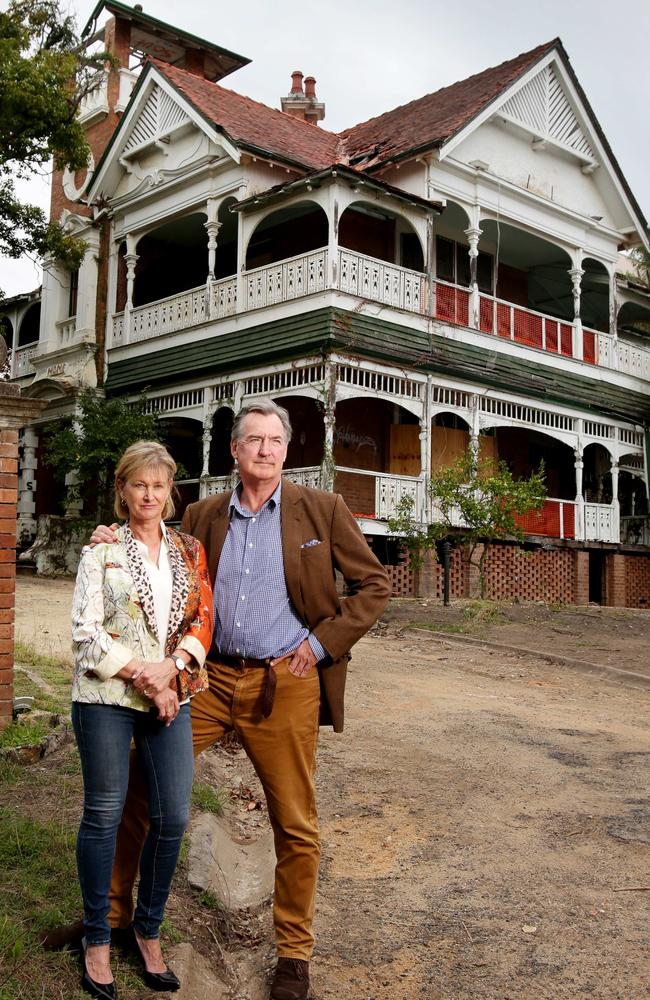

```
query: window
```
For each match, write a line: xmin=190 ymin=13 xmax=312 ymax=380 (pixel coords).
xmin=436 ymin=236 xmax=492 ymax=293
xmin=68 ymin=268 xmax=79 ymax=318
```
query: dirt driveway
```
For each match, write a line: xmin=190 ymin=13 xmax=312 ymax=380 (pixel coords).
xmin=15 ymin=580 xmax=650 ymax=999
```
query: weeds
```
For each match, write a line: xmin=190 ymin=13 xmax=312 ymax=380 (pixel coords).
xmin=192 ymin=782 xmax=227 ymax=815
xmin=0 ymin=718 xmax=52 ymax=750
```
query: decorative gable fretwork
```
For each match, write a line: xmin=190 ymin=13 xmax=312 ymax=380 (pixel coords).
xmin=498 ymin=64 xmax=597 ymax=164
xmin=121 ymin=84 xmax=190 ymax=155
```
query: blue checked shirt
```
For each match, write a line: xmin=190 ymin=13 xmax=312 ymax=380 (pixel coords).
xmin=213 ymin=481 xmax=327 ymax=662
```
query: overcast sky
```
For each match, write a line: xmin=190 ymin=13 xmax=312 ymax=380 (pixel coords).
xmin=2 ymin=0 xmax=649 ymax=297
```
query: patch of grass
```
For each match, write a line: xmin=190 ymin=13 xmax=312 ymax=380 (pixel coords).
xmin=13 ymin=668 xmax=67 ymax=715
xmin=177 ymin=833 xmax=190 ymax=866
xmin=160 ymin=916 xmax=183 ymax=945
xmin=192 ymin=782 xmax=227 ymax=815
xmin=0 ymin=718 xmax=52 ymax=750
xmin=14 ymin=641 xmax=69 ymax=675
xmin=461 ymin=600 xmax=506 ymax=627
xmin=198 ymin=889 xmax=223 ymax=911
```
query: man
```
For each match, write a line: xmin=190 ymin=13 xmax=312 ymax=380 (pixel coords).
xmin=48 ymin=399 xmax=391 ymax=1000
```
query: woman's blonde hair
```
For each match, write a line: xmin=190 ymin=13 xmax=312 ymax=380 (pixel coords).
xmin=114 ymin=440 xmax=177 ymax=521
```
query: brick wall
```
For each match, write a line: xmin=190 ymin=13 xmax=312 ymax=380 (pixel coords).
xmin=573 ymin=551 xmax=589 ymax=605
xmin=483 ymin=544 xmax=575 ymax=602
xmin=623 ymin=555 xmax=650 ymax=609
xmin=605 ymin=554 xmax=627 ymax=608
xmin=384 ymin=539 xmax=650 ymax=608
xmin=0 ymin=429 xmax=18 ymax=729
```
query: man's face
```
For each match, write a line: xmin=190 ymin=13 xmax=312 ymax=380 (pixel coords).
xmin=231 ymin=412 xmax=289 ymax=488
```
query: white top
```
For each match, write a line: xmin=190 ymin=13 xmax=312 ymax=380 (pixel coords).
xmin=133 ymin=525 xmax=173 ymax=658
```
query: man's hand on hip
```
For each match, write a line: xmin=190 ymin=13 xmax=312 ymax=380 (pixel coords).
xmin=279 ymin=638 xmax=317 ymax=677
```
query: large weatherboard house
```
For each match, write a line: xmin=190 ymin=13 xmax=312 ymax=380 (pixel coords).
xmin=4 ymin=1 xmax=650 ymax=603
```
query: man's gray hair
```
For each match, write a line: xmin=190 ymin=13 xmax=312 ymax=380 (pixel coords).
xmin=231 ymin=399 xmax=293 ymax=443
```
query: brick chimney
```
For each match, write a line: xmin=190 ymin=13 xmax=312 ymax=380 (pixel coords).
xmin=281 ymin=70 xmax=325 ymax=125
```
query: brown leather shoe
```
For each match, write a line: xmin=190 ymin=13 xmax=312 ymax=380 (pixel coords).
xmin=41 ymin=920 xmax=85 ymax=952
xmin=270 ymin=958 xmax=310 ymax=1000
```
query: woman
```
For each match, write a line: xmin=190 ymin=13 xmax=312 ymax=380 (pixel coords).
xmin=71 ymin=441 xmax=212 ymax=998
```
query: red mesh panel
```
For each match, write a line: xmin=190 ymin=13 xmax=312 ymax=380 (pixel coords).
xmin=514 ymin=500 xmax=575 ymax=539
xmin=456 ymin=288 xmax=469 ymax=326
xmin=435 ymin=283 xmax=455 ymax=323
xmin=560 ymin=324 xmax=573 ymax=357
xmin=496 ymin=302 xmax=511 ymax=338
xmin=513 ymin=308 xmax=543 ymax=348
xmin=435 ymin=284 xmax=469 ymax=326
xmin=480 ymin=296 xmax=494 ymax=333
xmin=583 ymin=328 xmax=597 ymax=365
xmin=546 ymin=320 xmax=558 ymax=353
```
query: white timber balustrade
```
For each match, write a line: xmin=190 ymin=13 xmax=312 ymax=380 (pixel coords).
xmin=14 ymin=345 xmax=38 ymax=377
xmin=244 ymin=248 xmax=328 ymax=310
xmin=210 ymin=275 xmax=237 ymax=319
xmin=583 ymin=502 xmax=618 ymax=542
xmin=283 ymin=467 xmax=322 ymax=489
xmin=338 ymin=250 xmax=425 ymax=313
xmin=614 ymin=338 xmax=650 ymax=380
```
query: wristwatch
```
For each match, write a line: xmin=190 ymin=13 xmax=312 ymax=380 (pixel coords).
xmin=170 ymin=655 xmax=186 ymax=674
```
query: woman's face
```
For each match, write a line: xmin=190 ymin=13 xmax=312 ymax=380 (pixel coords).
xmin=120 ymin=465 xmax=171 ymax=525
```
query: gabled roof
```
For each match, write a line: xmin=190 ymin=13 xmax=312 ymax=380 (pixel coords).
xmin=154 ymin=62 xmax=342 ymax=172
xmin=340 ymin=40 xmax=559 ymax=166
xmin=82 ymin=1 xmax=250 ymax=82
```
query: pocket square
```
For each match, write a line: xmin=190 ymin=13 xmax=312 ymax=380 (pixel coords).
xmin=301 ymin=538 xmax=322 ymax=549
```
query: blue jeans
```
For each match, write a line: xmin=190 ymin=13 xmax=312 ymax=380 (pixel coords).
xmin=72 ymin=701 xmax=193 ymax=946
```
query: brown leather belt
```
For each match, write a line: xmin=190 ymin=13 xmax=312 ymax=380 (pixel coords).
xmin=209 ymin=650 xmax=288 ymax=718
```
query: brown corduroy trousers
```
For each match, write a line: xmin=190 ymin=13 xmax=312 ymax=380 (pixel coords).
xmin=108 ymin=656 xmax=321 ymax=960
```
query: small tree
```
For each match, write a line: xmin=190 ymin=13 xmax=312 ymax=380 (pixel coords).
xmin=0 ymin=1 xmax=111 ymax=297
xmin=389 ymin=448 xmax=547 ymax=599
xmin=44 ymin=392 xmax=163 ymax=522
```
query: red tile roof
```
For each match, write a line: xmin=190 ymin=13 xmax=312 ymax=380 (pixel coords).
xmin=340 ymin=40 xmax=559 ymax=166
xmin=158 ymin=41 xmax=559 ymax=175
xmin=154 ymin=61 xmax=342 ymax=171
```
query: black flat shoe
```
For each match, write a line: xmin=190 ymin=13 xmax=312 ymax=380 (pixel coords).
xmin=132 ymin=933 xmax=180 ymax=993
xmin=80 ymin=939 xmax=117 ymax=1000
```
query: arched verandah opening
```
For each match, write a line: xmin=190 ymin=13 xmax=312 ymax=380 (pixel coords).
xmin=18 ymin=303 xmax=41 ymax=347
xmin=478 ymin=220 xmax=574 ymax=334
xmin=134 ymin=213 xmax=208 ymax=307
xmin=581 ymin=258 xmax=610 ymax=334
xmin=274 ymin=396 xmax=324 ymax=471
xmin=159 ymin=416 xmax=203 ymax=518
xmin=582 ymin=443 xmax=612 ymax=505
xmin=618 ymin=300 xmax=650 ymax=340
xmin=245 ymin=202 xmax=328 ymax=271
xmin=332 ymin=397 xmax=420 ymax=518
xmin=209 ymin=406 xmax=235 ymax=478
xmin=339 ymin=201 xmax=424 ymax=271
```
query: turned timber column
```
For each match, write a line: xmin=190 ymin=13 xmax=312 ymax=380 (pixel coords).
xmin=465 ymin=224 xmax=482 ymax=329
xmin=320 ymin=363 xmax=337 ymax=492
xmin=204 ymin=199 xmax=222 ymax=320
xmin=123 ymin=234 xmax=139 ymax=344
xmin=426 ymin=214 xmax=436 ymax=319
xmin=574 ymin=446 xmax=585 ymax=541
xmin=610 ymin=458 xmax=620 ymax=543
xmin=199 ymin=402 xmax=214 ymax=499
xmin=569 ymin=261 xmax=585 ymax=361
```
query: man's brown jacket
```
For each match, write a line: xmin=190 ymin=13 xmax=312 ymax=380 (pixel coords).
xmin=181 ymin=478 xmax=391 ymax=732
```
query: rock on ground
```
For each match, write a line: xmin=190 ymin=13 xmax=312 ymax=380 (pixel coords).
xmin=188 ymin=813 xmax=276 ymax=910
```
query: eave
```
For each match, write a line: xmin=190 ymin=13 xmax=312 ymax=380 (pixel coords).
xmin=232 ymin=165 xmax=444 ymax=216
